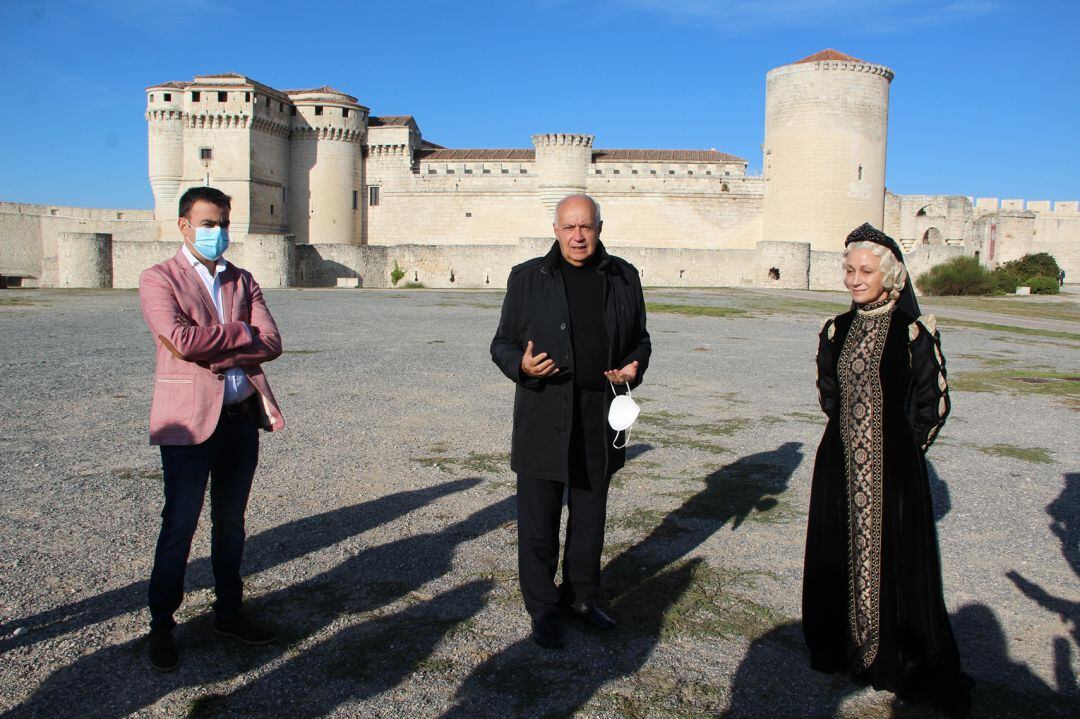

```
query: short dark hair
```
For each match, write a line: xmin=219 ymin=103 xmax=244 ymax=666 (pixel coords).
xmin=178 ymin=186 xmax=231 ymax=219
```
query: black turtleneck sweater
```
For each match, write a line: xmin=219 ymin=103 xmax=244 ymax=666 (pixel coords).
xmin=559 ymin=254 xmax=608 ymax=390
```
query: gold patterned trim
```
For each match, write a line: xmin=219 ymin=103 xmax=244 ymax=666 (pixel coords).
xmin=837 ymin=304 xmax=893 ymax=671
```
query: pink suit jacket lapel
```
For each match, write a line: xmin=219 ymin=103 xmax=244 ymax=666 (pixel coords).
xmin=171 ymin=250 xmax=219 ymax=321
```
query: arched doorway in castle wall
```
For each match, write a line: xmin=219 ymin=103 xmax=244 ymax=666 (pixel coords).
xmin=921 ymin=227 xmax=943 ymax=245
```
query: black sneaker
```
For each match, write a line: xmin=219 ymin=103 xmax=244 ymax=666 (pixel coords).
xmin=148 ymin=628 xmax=178 ymax=672
xmin=213 ymin=614 xmax=274 ymax=645
xmin=530 ymin=615 xmax=564 ymax=650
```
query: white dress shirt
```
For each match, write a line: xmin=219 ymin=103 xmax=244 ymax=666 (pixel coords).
xmin=182 ymin=245 xmax=256 ymax=406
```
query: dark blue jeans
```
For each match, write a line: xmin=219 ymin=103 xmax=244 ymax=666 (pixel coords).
xmin=148 ymin=411 xmax=259 ymax=630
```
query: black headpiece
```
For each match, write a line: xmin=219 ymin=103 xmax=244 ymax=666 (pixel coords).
xmin=844 ymin=223 xmax=922 ymax=317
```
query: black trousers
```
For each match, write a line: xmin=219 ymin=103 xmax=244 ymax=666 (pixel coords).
xmin=517 ymin=388 xmax=612 ymax=620
xmin=148 ymin=410 xmax=259 ymax=629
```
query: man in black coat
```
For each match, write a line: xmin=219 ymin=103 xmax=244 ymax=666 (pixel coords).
xmin=491 ymin=193 xmax=651 ymax=649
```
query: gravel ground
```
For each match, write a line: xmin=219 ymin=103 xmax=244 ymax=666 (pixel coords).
xmin=0 ymin=286 xmax=1077 ymax=718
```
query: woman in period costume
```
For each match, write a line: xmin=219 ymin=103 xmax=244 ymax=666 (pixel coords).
xmin=803 ymin=224 xmax=971 ymax=717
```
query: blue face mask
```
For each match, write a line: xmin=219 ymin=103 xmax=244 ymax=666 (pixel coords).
xmin=192 ymin=226 xmax=229 ymax=261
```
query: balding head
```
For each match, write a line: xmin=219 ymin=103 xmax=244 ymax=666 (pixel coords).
xmin=553 ymin=194 xmax=603 ymax=267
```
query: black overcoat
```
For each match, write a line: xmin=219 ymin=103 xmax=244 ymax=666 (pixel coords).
xmin=490 ymin=241 xmax=651 ymax=483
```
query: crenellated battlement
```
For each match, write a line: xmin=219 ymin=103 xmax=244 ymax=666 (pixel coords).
xmin=973 ymin=198 xmax=1079 ymax=214
xmin=531 ymin=133 xmax=594 ymax=148
xmin=365 ymin=144 xmax=410 ymax=157
xmin=290 ymin=126 xmax=362 ymax=143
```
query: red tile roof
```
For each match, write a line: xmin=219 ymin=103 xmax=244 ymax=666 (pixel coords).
xmin=593 ymin=149 xmax=744 ymax=164
xmin=370 ymin=115 xmax=416 ymax=127
xmin=794 ymin=49 xmax=864 ymax=64
xmin=417 ymin=148 xmax=535 ymax=161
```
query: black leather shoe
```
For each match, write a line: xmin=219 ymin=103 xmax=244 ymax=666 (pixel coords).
xmin=568 ymin=600 xmax=617 ymax=630
xmin=214 ymin=615 xmax=274 ymax=645
xmin=530 ymin=615 xmax=564 ymax=650
xmin=147 ymin=628 xmax=178 ymax=672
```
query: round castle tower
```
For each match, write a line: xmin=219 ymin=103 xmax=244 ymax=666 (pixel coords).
xmin=146 ymin=84 xmax=186 ymax=226
xmin=287 ymin=88 xmax=366 ymax=245
xmin=532 ymin=134 xmax=594 ymax=215
xmin=761 ymin=49 xmax=894 ymax=251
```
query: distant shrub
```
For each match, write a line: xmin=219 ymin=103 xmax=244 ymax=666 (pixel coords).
xmin=402 ymin=282 xmax=426 ymax=289
xmin=390 ymin=261 xmax=405 ymax=287
xmin=916 ymin=256 xmax=996 ymax=296
xmin=1026 ymin=276 xmax=1059 ymax=295
xmin=990 ymin=268 xmax=1023 ymax=294
xmin=987 ymin=253 xmax=1061 ymax=294
xmin=999 ymin=253 xmax=1060 ymax=281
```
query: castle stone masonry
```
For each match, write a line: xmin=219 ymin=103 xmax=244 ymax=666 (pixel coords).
xmin=2 ymin=51 xmax=1076 ymax=290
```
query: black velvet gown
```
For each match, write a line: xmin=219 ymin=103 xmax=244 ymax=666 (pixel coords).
xmin=803 ymin=298 xmax=971 ymax=717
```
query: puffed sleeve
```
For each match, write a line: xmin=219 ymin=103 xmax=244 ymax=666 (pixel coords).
xmin=816 ymin=317 xmax=838 ymax=415
xmin=907 ymin=315 xmax=951 ymax=451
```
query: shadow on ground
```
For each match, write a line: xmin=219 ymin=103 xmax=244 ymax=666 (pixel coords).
xmin=4 ymin=479 xmax=511 ymax=718
xmin=439 ymin=442 xmax=804 ymax=718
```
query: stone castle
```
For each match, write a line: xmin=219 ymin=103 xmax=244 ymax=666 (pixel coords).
xmin=1 ymin=49 xmax=1076 ymax=290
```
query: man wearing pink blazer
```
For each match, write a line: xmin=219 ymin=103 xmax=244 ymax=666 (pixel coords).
xmin=139 ymin=186 xmax=284 ymax=671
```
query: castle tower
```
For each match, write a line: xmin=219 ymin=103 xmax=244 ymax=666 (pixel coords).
xmin=287 ymin=88 xmax=367 ymax=245
xmin=761 ymin=50 xmax=894 ymax=251
xmin=532 ymin=134 xmax=594 ymax=215
xmin=146 ymin=84 xmax=186 ymax=237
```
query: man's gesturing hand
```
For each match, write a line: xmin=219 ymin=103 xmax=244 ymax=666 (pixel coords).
xmin=603 ymin=360 xmax=639 ymax=385
xmin=521 ymin=340 xmax=559 ymax=378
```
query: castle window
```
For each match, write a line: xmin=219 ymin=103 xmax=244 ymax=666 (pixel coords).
xmin=687 ymin=170 xmax=694 ymax=175
xmin=613 ymin=169 xmax=620 ymax=175
xmin=650 ymin=170 xmax=657 ymax=175
xmin=291 ymin=106 xmax=297 ymax=116
xmin=200 ymin=147 xmax=213 ymax=161
xmin=705 ymin=171 xmax=712 ymax=175
xmin=164 ymin=93 xmax=171 ymax=101
xmin=191 ymin=91 xmax=201 ymax=102
xmin=482 ymin=168 xmax=491 ymax=174
xmin=501 ymin=168 xmax=509 ymax=174
xmin=725 ymin=171 xmax=731 ymax=175
xmin=631 ymin=169 xmax=638 ymax=175
xmin=279 ymin=102 xmax=284 ymax=112
xmin=245 ymin=92 xmax=250 ymax=102
xmin=368 ymin=187 xmax=380 ymax=206
xmin=315 ymin=106 xmax=323 ymax=116
xmin=428 ymin=168 xmax=437 ymax=174
xmin=465 ymin=212 xmax=472 ymax=218
xmin=217 ymin=91 xmax=227 ymax=102
xmin=343 ymin=108 xmax=349 ymax=117
xmin=595 ymin=170 xmax=602 ymax=175
xmin=352 ymin=190 xmax=358 ymax=210
xmin=519 ymin=168 xmax=527 ymax=174
xmin=270 ymin=204 xmax=275 ymax=216
xmin=668 ymin=170 xmax=675 ymax=175
xmin=464 ymin=168 xmax=473 ymax=174
xmin=858 ymin=164 xmax=863 ymax=180
xmin=149 ymin=94 xmax=154 ymax=102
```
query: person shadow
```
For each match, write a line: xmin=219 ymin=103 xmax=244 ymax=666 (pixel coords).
xmin=723 ymin=471 xmax=1080 ymax=718
xmin=1004 ymin=472 xmax=1080 ymax=701
xmin=0 ymin=477 xmax=482 ymax=655
xmin=4 ymin=493 xmax=515 ymax=719
xmin=927 ymin=459 xmax=952 ymax=522
xmin=440 ymin=441 xmax=804 ymax=718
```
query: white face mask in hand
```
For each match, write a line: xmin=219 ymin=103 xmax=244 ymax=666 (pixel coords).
xmin=608 ymin=381 xmax=641 ymax=449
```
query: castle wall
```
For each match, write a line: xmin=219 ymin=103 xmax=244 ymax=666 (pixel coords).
xmin=111 ymin=241 xmax=180 ymax=288
xmin=0 ymin=202 xmax=154 ymax=285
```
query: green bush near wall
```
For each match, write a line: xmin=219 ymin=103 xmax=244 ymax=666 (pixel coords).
xmin=917 ymin=253 xmax=1061 ymax=296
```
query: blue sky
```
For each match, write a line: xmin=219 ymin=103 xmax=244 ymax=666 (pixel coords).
xmin=0 ymin=0 xmax=1076 ymax=208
